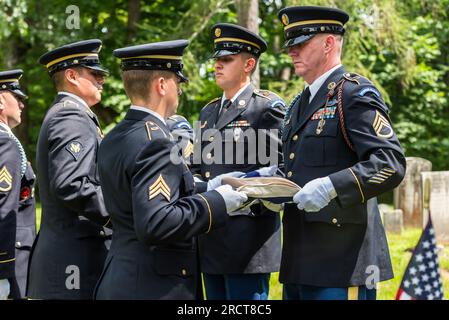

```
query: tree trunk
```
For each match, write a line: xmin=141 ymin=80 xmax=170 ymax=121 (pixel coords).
xmin=236 ymin=0 xmax=260 ymax=88
xmin=127 ymin=0 xmax=141 ymax=42
xmin=4 ymin=36 xmax=31 ymax=156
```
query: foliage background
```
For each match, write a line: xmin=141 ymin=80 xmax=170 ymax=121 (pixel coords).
xmin=0 ymin=0 xmax=448 ymax=171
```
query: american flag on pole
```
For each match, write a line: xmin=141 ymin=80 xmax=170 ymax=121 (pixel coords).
xmin=396 ymin=219 xmax=444 ymax=300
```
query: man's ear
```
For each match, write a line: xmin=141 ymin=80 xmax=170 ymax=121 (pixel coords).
xmin=244 ymin=57 xmax=256 ymax=74
xmin=0 ymin=93 xmax=6 ymax=111
xmin=65 ymin=68 xmax=79 ymax=86
xmin=155 ymin=77 xmax=166 ymax=96
xmin=324 ymin=35 xmax=336 ymax=53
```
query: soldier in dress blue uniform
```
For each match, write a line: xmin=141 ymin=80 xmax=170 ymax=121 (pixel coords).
xmin=191 ymin=23 xmax=287 ymax=300
xmin=94 ymin=40 xmax=248 ymax=300
xmin=0 ymin=69 xmax=36 ymax=300
xmin=277 ymin=6 xmax=406 ymax=300
xmin=27 ymin=39 xmax=112 ymax=299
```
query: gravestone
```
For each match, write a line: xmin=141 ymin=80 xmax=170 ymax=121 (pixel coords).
xmin=382 ymin=209 xmax=404 ymax=234
xmin=379 ymin=204 xmax=403 ymax=234
xmin=394 ymin=157 xmax=432 ymax=228
xmin=421 ymin=171 xmax=449 ymax=244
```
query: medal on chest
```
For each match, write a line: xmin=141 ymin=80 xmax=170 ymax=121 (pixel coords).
xmin=316 ymin=118 xmax=326 ymax=135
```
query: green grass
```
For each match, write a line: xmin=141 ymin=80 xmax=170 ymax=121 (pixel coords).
xmin=268 ymin=228 xmax=449 ymax=300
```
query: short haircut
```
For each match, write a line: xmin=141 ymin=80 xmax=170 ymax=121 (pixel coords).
xmin=121 ymin=69 xmax=175 ymax=101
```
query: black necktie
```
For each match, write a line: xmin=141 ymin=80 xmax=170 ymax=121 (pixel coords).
xmin=219 ymin=99 xmax=232 ymax=118
xmin=298 ymin=87 xmax=311 ymax=121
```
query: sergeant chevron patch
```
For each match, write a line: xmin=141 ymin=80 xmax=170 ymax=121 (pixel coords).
xmin=373 ymin=111 xmax=393 ymax=139
xmin=184 ymin=141 xmax=194 ymax=159
xmin=0 ymin=166 xmax=13 ymax=192
xmin=149 ymin=174 xmax=171 ymax=201
xmin=368 ymin=167 xmax=396 ymax=184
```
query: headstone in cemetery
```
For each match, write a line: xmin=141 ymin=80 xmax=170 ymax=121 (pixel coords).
xmin=382 ymin=209 xmax=404 ymax=234
xmin=394 ymin=157 xmax=432 ymax=227
xmin=421 ymin=171 xmax=449 ymax=244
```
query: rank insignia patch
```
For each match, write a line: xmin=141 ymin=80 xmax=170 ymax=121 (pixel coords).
xmin=149 ymin=174 xmax=171 ymax=201
xmin=368 ymin=167 xmax=396 ymax=184
xmin=373 ymin=111 xmax=393 ymax=138
xmin=184 ymin=141 xmax=194 ymax=159
xmin=66 ymin=141 xmax=83 ymax=160
xmin=311 ymin=106 xmax=337 ymax=120
xmin=0 ymin=166 xmax=12 ymax=192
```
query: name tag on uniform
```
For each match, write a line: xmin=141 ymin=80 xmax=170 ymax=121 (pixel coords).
xmin=311 ymin=106 xmax=337 ymax=120
xmin=226 ymin=120 xmax=250 ymax=128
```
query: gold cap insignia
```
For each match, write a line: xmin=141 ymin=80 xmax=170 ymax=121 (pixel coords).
xmin=149 ymin=174 xmax=171 ymax=201
xmin=0 ymin=166 xmax=13 ymax=192
xmin=281 ymin=14 xmax=289 ymax=26
xmin=215 ymin=28 xmax=221 ymax=38
xmin=167 ymin=62 xmax=171 ymax=68
xmin=373 ymin=111 xmax=393 ymax=139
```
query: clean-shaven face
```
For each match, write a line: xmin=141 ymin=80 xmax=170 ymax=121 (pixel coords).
xmin=214 ymin=54 xmax=246 ymax=90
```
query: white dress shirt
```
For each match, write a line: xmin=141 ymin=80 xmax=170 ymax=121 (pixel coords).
xmin=306 ymin=64 xmax=342 ymax=102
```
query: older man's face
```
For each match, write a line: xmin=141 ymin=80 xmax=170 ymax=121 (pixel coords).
xmin=287 ymin=34 xmax=327 ymax=83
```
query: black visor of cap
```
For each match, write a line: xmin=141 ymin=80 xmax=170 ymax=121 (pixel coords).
xmin=283 ymin=25 xmax=345 ymax=48
xmin=0 ymin=83 xmax=27 ymax=100
xmin=84 ymin=64 xmax=109 ymax=75
xmin=12 ymin=88 xmax=28 ymax=99
xmin=212 ymin=49 xmax=240 ymax=58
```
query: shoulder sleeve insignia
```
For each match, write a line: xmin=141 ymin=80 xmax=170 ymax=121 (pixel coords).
xmin=149 ymin=174 xmax=171 ymax=201
xmin=373 ymin=110 xmax=393 ymax=139
xmin=66 ymin=141 xmax=83 ymax=160
xmin=270 ymin=99 xmax=286 ymax=109
xmin=359 ymin=87 xmax=381 ymax=98
xmin=0 ymin=166 xmax=13 ymax=192
xmin=173 ymin=120 xmax=193 ymax=130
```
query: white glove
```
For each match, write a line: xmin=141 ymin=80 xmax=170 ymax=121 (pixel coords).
xmin=215 ymin=184 xmax=248 ymax=214
xmin=293 ymin=177 xmax=337 ymax=212
xmin=207 ymin=171 xmax=244 ymax=191
xmin=0 ymin=279 xmax=10 ymax=300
